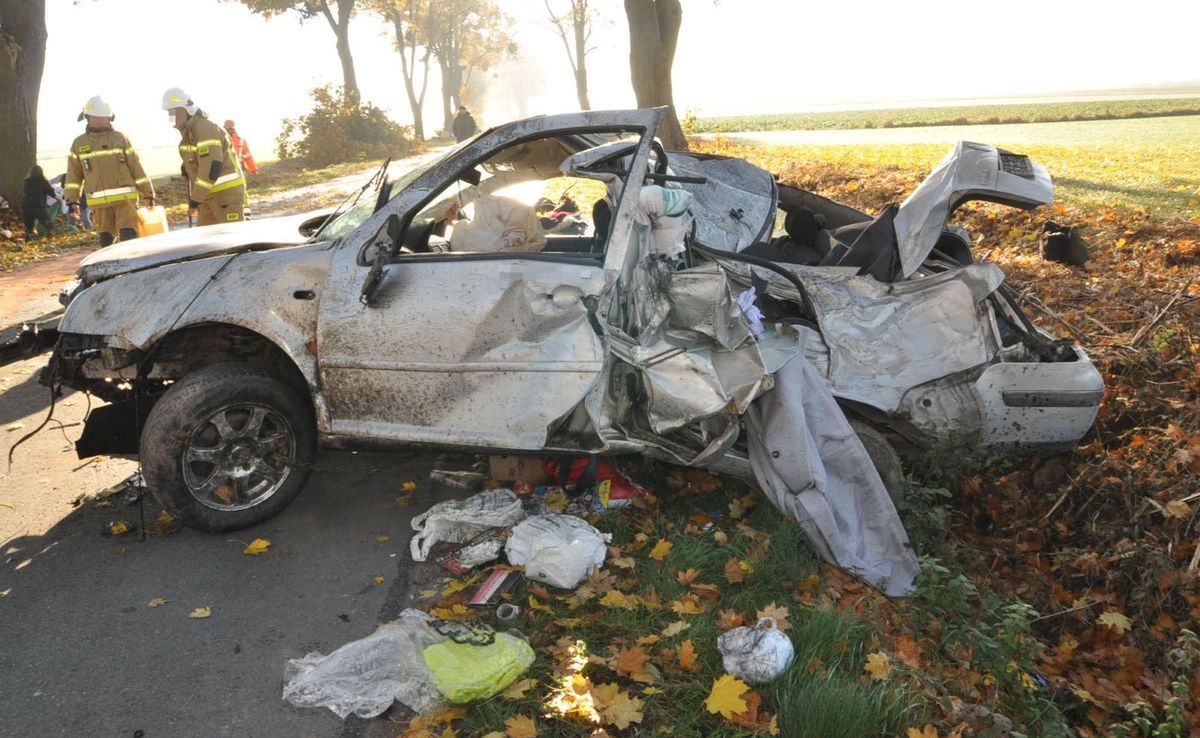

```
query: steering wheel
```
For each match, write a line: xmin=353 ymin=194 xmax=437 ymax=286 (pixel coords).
xmin=400 ymin=218 xmax=438 ymax=253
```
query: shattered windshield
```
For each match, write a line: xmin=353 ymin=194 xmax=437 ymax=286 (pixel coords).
xmin=315 ymin=142 xmax=473 ymax=241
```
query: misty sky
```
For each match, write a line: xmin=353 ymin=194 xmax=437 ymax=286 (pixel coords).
xmin=37 ymin=0 xmax=1200 ymax=172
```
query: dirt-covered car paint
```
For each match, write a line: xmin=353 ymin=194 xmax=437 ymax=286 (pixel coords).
xmin=43 ymin=109 xmax=1101 ymax=531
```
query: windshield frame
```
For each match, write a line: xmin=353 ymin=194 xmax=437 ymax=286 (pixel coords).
xmin=310 ymin=139 xmax=477 ymax=242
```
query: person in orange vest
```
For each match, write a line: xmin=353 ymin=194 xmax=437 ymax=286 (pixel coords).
xmin=161 ymin=88 xmax=246 ymax=226
xmin=223 ymin=120 xmax=257 ymax=175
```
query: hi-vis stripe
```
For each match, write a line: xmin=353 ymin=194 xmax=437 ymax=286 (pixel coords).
xmin=88 ymin=185 xmax=138 ymax=205
xmin=195 ymin=170 xmax=244 ymax=195
xmin=70 ymin=147 xmax=128 ymax=160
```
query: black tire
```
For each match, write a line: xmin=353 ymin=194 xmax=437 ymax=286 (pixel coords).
xmin=849 ymin=419 xmax=905 ymax=508
xmin=140 ymin=363 xmax=316 ymax=532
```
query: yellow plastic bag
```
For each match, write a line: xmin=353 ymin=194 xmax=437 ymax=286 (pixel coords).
xmin=135 ymin=205 xmax=168 ymax=237
xmin=422 ymin=630 xmax=534 ymax=703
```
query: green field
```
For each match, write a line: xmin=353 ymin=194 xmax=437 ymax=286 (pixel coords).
xmin=689 ymin=96 xmax=1200 ymax=133
xmin=703 ymin=116 xmax=1200 ymax=219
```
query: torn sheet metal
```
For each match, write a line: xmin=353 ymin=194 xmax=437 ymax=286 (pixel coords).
xmin=746 ymin=351 xmax=919 ymax=597
xmin=790 ymin=263 xmax=1005 ymax=414
xmin=600 ymin=197 xmax=772 ymax=466
xmin=893 ymin=142 xmax=1052 ymax=279
xmin=666 ymin=153 xmax=777 ymax=253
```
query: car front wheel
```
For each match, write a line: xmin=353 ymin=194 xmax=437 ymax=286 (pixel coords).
xmin=140 ymin=363 xmax=316 ymax=532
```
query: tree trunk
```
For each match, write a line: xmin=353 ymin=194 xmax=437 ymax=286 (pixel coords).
xmin=623 ymin=0 xmax=686 ymax=150
xmin=573 ymin=6 xmax=590 ymax=110
xmin=0 ymin=0 xmax=47 ymax=209
xmin=318 ymin=0 xmax=360 ymax=102
xmin=439 ymin=56 xmax=454 ymax=133
xmin=387 ymin=8 xmax=428 ymax=141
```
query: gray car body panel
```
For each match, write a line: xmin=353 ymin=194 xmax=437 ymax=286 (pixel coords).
xmin=54 ymin=112 xmax=1099 ymax=459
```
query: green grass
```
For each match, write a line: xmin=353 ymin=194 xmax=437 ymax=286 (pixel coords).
xmin=699 ymin=116 xmax=1200 ymax=219
xmin=450 ymin=475 xmax=926 ymax=738
xmin=689 ymin=97 xmax=1200 ymax=133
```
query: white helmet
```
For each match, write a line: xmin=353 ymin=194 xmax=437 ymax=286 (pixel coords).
xmin=161 ymin=87 xmax=198 ymax=115
xmin=81 ymin=95 xmax=114 ymax=119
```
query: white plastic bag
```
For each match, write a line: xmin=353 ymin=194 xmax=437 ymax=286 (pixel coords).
xmin=410 ymin=489 xmax=525 ymax=561
xmin=716 ymin=616 xmax=795 ymax=684
xmin=282 ymin=609 xmax=447 ymax=718
xmin=504 ymin=514 xmax=608 ymax=589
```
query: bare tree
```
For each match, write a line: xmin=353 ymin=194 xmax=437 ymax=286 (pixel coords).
xmin=0 ymin=0 xmax=47 ymax=209
xmin=371 ymin=0 xmax=434 ymax=139
xmin=541 ymin=0 xmax=593 ymax=111
xmin=424 ymin=0 xmax=516 ymax=133
xmin=229 ymin=0 xmax=362 ymax=101
xmin=623 ymin=0 xmax=686 ymax=150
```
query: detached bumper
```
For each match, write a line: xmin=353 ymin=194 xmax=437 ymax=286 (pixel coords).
xmin=974 ymin=344 xmax=1104 ymax=449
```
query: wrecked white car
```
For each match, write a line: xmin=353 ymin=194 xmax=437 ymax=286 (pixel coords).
xmin=43 ymin=110 xmax=1101 ymax=544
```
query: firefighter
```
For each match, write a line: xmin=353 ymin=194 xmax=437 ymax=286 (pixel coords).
xmin=161 ymin=88 xmax=246 ymax=226
xmin=64 ymin=96 xmax=154 ymax=246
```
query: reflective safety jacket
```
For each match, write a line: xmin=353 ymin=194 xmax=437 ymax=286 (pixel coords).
xmin=229 ymin=131 xmax=257 ymax=175
xmin=64 ymin=127 xmax=154 ymax=208
xmin=178 ymin=112 xmax=245 ymax=203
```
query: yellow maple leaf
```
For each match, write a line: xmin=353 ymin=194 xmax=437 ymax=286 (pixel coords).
xmin=441 ymin=578 xmax=473 ymax=597
xmin=188 ymin=606 xmax=212 ymax=619
xmin=677 ymin=639 xmax=699 ymax=672
xmin=243 ymin=538 xmax=271 ymax=555
xmin=376 ymin=535 xmax=391 ymax=543
xmin=109 ymin=520 xmax=131 ymax=536
xmin=610 ymin=556 xmax=636 ymax=569
xmin=1098 ymin=610 xmax=1131 ymax=635
xmin=402 ymin=481 xmax=418 ymax=492
xmin=502 ymin=678 xmax=537 ymax=700
xmin=591 ymin=682 xmax=645 ymax=730
xmin=373 ymin=575 xmax=386 ymax=585
xmin=599 ymin=590 xmax=638 ymax=610
xmin=906 ymin=725 xmax=940 ymax=738
xmin=430 ymin=603 xmax=472 ymax=620
xmin=528 ymin=595 xmax=553 ymax=613
xmin=648 ymin=539 xmax=673 ymax=561
xmin=755 ymin=602 xmax=791 ymax=632
xmin=769 ymin=714 xmax=780 ymax=735
xmin=705 ymin=674 xmax=750 ymax=718
xmin=479 ymin=733 xmax=505 ymax=738
xmin=670 ymin=595 xmax=704 ymax=616
xmin=661 ymin=621 xmax=690 ymax=638
xmin=864 ymin=651 xmax=891 ymax=680
xmin=147 ymin=597 xmax=168 ymax=608
xmin=504 ymin=714 xmax=537 ymax=738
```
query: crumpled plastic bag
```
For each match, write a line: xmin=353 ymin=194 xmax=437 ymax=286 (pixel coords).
xmin=422 ymin=627 xmax=535 ymax=703
xmin=282 ymin=609 xmax=447 ymax=718
xmin=410 ymin=489 xmax=525 ymax=561
xmin=716 ymin=616 xmax=795 ymax=684
xmin=504 ymin=514 xmax=609 ymax=589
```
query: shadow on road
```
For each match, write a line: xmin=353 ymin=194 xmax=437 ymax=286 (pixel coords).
xmin=0 ymin=448 xmax=448 ymax=738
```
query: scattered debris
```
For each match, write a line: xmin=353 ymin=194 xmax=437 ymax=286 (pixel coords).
xmin=716 ymin=617 xmax=795 ymax=684
xmin=488 ymin=455 xmax=552 ymax=485
xmin=422 ymin=621 xmax=534 ymax=704
xmin=504 ymin=514 xmax=608 ymax=589
xmin=410 ymin=489 xmax=525 ymax=562
xmin=428 ymin=469 xmax=486 ymax=490
xmin=283 ymin=609 xmax=448 ymax=718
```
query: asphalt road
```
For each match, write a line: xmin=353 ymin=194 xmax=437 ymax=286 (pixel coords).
xmin=0 ymin=354 xmax=472 ymax=738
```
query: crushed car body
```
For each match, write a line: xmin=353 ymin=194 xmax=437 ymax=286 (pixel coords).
xmin=42 ymin=108 xmax=1103 ymax=594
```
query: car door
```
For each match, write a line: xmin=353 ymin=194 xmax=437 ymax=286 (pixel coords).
xmin=314 ymin=110 xmax=661 ymax=450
